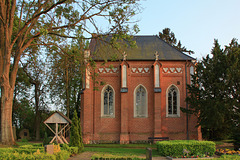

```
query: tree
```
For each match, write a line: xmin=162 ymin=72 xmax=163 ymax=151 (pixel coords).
xmin=70 ymin=110 xmax=84 ymax=153
xmin=22 ymin=56 xmax=50 ymax=141
xmin=48 ymin=39 xmax=85 ymax=118
xmin=0 ymin=0 xmax=139 ymax=145
xmin=185 ymin=39 xmax=237 ymax=140
xmin=158 ymin=28 xmax=194 ymax=54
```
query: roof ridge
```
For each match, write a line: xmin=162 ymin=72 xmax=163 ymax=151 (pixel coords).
xmin=155 ymin=36 xmax=195 ymax=60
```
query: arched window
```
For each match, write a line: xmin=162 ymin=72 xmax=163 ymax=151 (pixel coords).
xmin=134 ymin=85 xmax=148 ymax=117
xmin=166 ymin=85 xmax=180 ymax=117
xmin=101 ymin=85 xmax=115 ymax=117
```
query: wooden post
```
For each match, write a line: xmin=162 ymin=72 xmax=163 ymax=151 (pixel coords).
xmin=56 ymin=123 xmax=58 ymax=143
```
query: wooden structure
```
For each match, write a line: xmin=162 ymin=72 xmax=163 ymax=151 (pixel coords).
xmin=44 ymin=111 xmax=72 ymax=144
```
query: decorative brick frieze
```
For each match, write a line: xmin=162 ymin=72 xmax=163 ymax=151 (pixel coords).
xmin=98 ymin=67 xmax=119 ymax=73
xmin=131 ymin=67 xmax=150 ymax=74
xmin=162 ymin=67 xmax=183 ymax=74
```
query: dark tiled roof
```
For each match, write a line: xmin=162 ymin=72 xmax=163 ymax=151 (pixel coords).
xmin=90 ymin=35 xmax=195 ymax=61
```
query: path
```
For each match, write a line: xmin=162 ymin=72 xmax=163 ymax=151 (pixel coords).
xmin=68 ymin=152 xmax=168 ymax=160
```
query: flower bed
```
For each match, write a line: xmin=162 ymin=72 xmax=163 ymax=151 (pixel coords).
xmin=216 ymin=148 xmax=240 ymax=155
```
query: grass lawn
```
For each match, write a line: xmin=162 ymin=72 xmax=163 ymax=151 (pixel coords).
xmin=84 ymin=143 xmax=159 ymax=157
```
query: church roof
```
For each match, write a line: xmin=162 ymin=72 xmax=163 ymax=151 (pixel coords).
xmin=89 ymin=35 xmax=195 ymax=61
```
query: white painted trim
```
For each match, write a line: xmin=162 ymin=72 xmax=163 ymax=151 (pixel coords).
xmin=101 ymin=85 xmax=115 ymax=118
xmin=166 ymin=84 xmax=180 ymax=118
xmin=155 ymin=64 xmax=160 ymax=87
xmin=122 ymin=65 xmax=127 ymax=88
xmin=133 ymin=84 xmax=148 ymax=118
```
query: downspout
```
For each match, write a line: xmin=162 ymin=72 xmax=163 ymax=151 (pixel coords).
xmin=185 ymin=61 xmax=189 ymax=140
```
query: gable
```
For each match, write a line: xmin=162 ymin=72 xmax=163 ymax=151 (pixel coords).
xmin=90 ymin=35 xmax=195 ymax=61
xmin=44 ymin=112 xmax=71 ymax=124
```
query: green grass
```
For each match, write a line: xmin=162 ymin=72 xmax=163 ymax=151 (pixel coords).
xmin=85 ymin=143 xmax=157 ymax=149
xmin=84 ymin=144 xmax=159 ymax=157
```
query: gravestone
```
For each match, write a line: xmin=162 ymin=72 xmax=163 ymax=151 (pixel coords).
xmin=45 ymin=144 xmax=54 ymax=154
xmin=19 ymin=129 xmax=30 ymax=140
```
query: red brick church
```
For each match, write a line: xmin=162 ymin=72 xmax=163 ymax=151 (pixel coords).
xmin=81 ymin=35 xmax=202 ymax=144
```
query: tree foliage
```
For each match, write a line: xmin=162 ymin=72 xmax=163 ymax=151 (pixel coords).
xmin=158 ymin=28 xmax=194 ymax=54
xmin=48 ymin=39 xmax=86 ymax=119
xmin=70 ymin=110 xmax=84 ymax=153
xmin=186 ymin=39 xmax=240 ymax=140
xmin=0 ymin=0 xmax=140 ymax=144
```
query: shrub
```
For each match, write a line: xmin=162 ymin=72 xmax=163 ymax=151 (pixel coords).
xmin=21 ymin=138 xmax=29 ymax=142
xmin=0 ymin=149 xmax=71 ymax=160
xmin=0 ymin=148 xmax=45 ymax=154
xmin=233 ymin=128 xmax=240 ymax=151
xmin=156 ymin=140 xmax=216 ymax=157
xmin=0 ymin=152 xmax=56 ymax=160
xmin=43 ymin=132 xmax=50 ymax=146
xmin=70 ymin=110 xmax=84 ymax=153
xmin=54 ymin=150 xmax=71 ymax=160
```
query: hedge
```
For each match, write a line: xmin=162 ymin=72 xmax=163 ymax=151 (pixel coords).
xmin=91 ymin=153 xmax=146 ymax=160
xmin=0 ymin=148 xmax=44 ymax=154
xmin=0 ymin=144 xmax=73 ymax=160
xmin=0 ymin=150 xmax=70 ymax=160
xmin=156 ymin=140 xmax=216 ymax=157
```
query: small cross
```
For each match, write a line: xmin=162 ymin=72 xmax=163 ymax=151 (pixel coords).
xmin=154 ymin=51 xmax=159 ymax=60
xmin=123 ymin=51 xmax=127 ymax=61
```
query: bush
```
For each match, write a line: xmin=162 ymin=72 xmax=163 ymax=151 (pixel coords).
xmin=91 ymin=153 xmax=146 ymax=160
xmin=0 ymin=148 xmax=45 ymax=154
xmin=0 ymin=149 xmax=71 ymax=160
xmin=233 ymin=128 xmax=240 ymax=151
xmin=70 ymin=110 xmax=84 ymax=153
xmin=43 ymin=132 xmax=50 ymax=146
xmin=21 ymin=138 xmax=29 ymax=142
xmin=54 ymin=150 xmax=71 ymax=160
xmin=60 ymin=143 xmax=78 ymax=155
xmin=0 ymin=152 xmax=56 ymax=160
xmin=156 ymin=140 xmax=216 ymax=157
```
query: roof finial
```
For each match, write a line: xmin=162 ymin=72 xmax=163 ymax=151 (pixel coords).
xmin=123 ymin=51 xmax=127 ymax=61
xmin=154 ymin=51 xmax=159 ymax=60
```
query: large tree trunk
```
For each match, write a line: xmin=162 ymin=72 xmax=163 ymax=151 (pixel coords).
xmin=31 ymin=81 xmax=41 ymax=141
xmin=1 ymin=80 xmax=15 ymax=145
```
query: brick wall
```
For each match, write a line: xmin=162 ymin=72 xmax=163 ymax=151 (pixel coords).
xmin=81 ymin=60 xmax=202 ymax=143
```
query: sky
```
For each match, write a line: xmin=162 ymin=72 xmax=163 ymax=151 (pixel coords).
xmin=135 ymin=0 xmax=240 ymax=60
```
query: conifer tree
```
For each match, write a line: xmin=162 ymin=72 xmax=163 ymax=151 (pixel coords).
xmin=70 ymin=110 xmax=84 ymax=152
xmin=186 ymin=40 xmax=233 ymax=140
xmin=158 ymin=28 xmax=194 ymax=54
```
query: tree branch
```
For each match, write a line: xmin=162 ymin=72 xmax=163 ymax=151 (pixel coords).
xmin=8 ymin=0 xmax=16 ymax=38
xmin=48 ymin=32 xmax=77 ymax=39
xmin=11 ymin=0 xmax=67 ymax=50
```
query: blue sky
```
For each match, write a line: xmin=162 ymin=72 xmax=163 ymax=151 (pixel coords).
xmin=135 ymin=0 xmax=240 ymax=60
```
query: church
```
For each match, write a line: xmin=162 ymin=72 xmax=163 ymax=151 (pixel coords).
xmin=81 ymin=35 xmax=202 ymax=144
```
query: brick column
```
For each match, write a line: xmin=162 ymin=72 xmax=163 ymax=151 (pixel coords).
xmin=81 ymin=53 xmax=94 ymax=144
xmin=153 ymin=60 xmax=162 ymax=137
xmin=120 ymin=92 xmax=129 ymax=144
xmin=154 ymin=92 xmax=162 ymax=137
xmin=120 ymin=61 xmax=129 ymax=144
